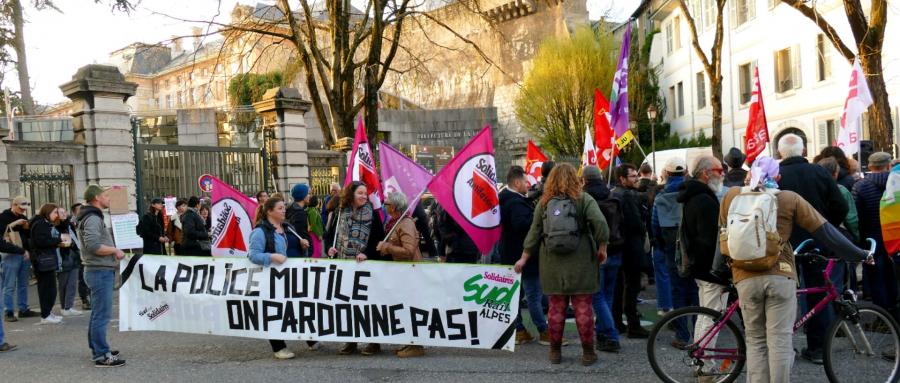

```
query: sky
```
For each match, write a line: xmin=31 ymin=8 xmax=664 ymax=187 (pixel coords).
xmin=14 ymin=0 xmax=639 ymax=106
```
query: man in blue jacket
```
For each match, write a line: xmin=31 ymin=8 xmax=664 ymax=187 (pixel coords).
xmin=853 ymin=152 xmax=897 ymax=321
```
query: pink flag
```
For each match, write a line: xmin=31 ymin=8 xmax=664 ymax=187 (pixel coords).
xmin=836 ymin=59 xmax=873 ymax=156
xmin=203 ymin=174 xmax=257 ymax=257
xmin=378 ymin=142 xmax=433 ymax=215
xmin=344 ymin=119 xmax=383 ymax=209
xmin=427 ymin=125 xmax=501 ymax=254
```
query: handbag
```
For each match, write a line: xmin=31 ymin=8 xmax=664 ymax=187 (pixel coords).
xmin=34 ymin=252 xmax=59 ymax=272
xmin=4 ymin=225 xmax=23 ymax=249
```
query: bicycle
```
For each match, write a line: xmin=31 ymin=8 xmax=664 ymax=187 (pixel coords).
xmin=646 ymin=238 xmax=900 ymax=383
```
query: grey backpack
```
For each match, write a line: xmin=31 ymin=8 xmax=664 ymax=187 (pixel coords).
xmin=542 ymin=197 xmax=581 ymax=254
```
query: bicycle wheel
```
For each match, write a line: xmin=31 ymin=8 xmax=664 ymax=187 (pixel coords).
xmin=647 ymin=306 xmax=746 ymax=383
xmin=824 ymin=302 xmax=900 ymax=383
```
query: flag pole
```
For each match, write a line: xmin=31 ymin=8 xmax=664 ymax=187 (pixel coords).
xmin=382 ymin=188 xmax=427 ymax=241
xmin=607 ymin=135 xmax=617 ymax=186
xmin=331 ymin=203 xmax=343 ymax=258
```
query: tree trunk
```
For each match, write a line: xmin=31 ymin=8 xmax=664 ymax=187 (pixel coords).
xmin=11 ymin=0 xmax=33 ymax=115
xmin=710 ymin=77 xmax=723 ymax=159
xmin=861 ymin=52 xmax=893 ymax=151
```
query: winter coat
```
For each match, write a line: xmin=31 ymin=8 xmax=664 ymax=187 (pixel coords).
xmin=723 ymin=168 xmax=747 ymax=188
xmin=137 ymin=210 xmax=166 ymax=255
xmin=611 ymin=185 xmax=646 ymax=262
xmin=853 ymin=171 xmax=890 ymax=256
xmin=29 ymin=216 xmax=61 ymax=272
xmin=778 ymin=156 xmax=849 ymax=245
xmin=381 ymin=216 xmax=421 ymax=262
xmin=412 ymin=204 xmax=436 ymax=257
xmin=0 ymin=209 xmax=29 ymax=253
xmin=677 ymin=179 xmax=725 ymax=285
xmin=286 ymin=202 xmax=311 ymax=242
xmin=181 ymin=208 xmax=210 ymax=256
xmin=651 ymin=176 xmax=685 ymax=245
xmin=248 ymin=219 xmax=289 ymax=267
xmin=499 ymin=189 xmax=535 ymax=270
xmin=56 ymin=220 xmax=78 ymax=272
xmin=523 ymin=192 xmax=609 ymax=295
xmin=437 ymin=208 xmax=479 ymax=263
xmin=837 ymin=168 xmax=858 ymax=191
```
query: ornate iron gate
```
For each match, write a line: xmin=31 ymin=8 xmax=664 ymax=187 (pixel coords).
xmin=135 ymin=144 xmax=267 ymax=213
xmin=19 ymin=164 xmax=74 ymax=211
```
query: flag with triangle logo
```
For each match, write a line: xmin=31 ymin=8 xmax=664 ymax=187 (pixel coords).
xmin=427 ymin=125 xmax=501 ymax=254
xmin=207 ymin=174 xmax=257 ymax=257
xmin=345 ymin=119 xmax=383 ymax=209
xmin=525 ymin=140 xmax=548 ymax=186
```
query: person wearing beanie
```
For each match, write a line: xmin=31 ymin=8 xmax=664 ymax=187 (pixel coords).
xmin=723 ymin=148 xmax=748 ymax=187
xmin=285 ymin=183 xmax=312 ymax=258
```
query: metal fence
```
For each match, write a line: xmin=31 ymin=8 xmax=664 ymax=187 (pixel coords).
xmin=19 ymin=164 xmax=74 ymax=211
xmin=135 ymin=144 xmax=266 ymax=212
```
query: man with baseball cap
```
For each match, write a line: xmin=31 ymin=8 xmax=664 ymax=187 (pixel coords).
xmin=77 ymin=184 xmax=126 ymax=367
xmin=1 ymin=195 xmax=36 ymax=322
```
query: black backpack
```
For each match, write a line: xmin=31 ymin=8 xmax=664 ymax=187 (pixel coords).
xmin=596 ymin=195 xmax=625 ymax=247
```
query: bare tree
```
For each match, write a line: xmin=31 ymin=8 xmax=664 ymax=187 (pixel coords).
xmin=677 ymin=0 xmax=726 ymax=157
xmin=779 ymin=0 xmax=892 ymax=151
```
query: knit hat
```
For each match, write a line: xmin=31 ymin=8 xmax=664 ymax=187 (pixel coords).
xmin=291 ymin=183 xmax=310 ymax=202
xmin=83 ymin=184 xmax=108 ymax=202
xmin=582 ymin=165 xmax=602 ymax=181
xmin=664 ymin=157 xmax=686 ymax=174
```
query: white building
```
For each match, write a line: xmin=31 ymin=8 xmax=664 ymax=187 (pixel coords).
xmin=646 ymin=0 xmax=900 ymax=157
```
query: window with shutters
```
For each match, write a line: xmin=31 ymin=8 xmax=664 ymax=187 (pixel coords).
xmin=732 ymin=0 xmax=756 ymax=28
xmin=677 ymin=82 xmax=685 ymax=116
xmin=669 ymin=85 xmax=677 ymax=118
xmin=697 ymin=72 xmax=707 ymax=109
xmin=816 ymin=118 xmax=839 ymax=151
xmin=817 ymin=34 xmax=832 ymax=82
xmin=774 ymin=46 xmax=801 ymax=93
xmin=674 ymin=16 xmax=682 ymax=50
xmin=739 ymin=63 xmax=753 ymax=105
xmin=666 ymin=21 xmax=674 ymax=54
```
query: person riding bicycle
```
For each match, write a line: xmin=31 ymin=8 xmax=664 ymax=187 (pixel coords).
xmin=718 ymin=156 xmax=870 ymax=383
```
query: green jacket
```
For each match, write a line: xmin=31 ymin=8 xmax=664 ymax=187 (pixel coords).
xmin=839 ymin=184 xmax=860 ymax=242
xmin=523 ymin=192 xmax=609 ymax=295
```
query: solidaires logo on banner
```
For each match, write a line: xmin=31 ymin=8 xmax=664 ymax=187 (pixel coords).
xmin=452 ymin=154 xmax=500 ymax=229
xmin=119 ymin=256 xmax=520 ymax=351
xmin=210 ymin=198 xmax=252 ymax=257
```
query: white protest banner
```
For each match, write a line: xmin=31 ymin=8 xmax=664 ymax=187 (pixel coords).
xmin=119 ymin=255 xmax=520 ymax=351
xmin=110 ymin=213 xmax=143 ymax=250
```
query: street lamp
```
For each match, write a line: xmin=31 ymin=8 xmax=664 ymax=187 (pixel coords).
xmin=647 ymin=104 xmax=658 ymax=173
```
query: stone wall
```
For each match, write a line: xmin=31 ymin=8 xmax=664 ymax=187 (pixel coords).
xmin=176 ymin=108 xmax=218 ymax=146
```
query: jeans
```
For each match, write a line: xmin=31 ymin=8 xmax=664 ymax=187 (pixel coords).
xmin=736 ymin=275 xmax=797 ymax=383
xmin=652 ymin=248 xmax=673 ymax=311
xmin=670 ymin=270 xmax=699 ymax=342
xmin=595 ymin=254 xmax=621 ymax=341
xmin=0 ymin=271 xmax=4 ymax=344
xmin=798 ymin=258 xmax=845 ymax=351
xmin=85 ymin=269 xmax=115 ymax=360
xmin=57 ymin=269 xmax=78 ymax=310
xmin=1 ymin=254 xmax=31 ymax=314
xmin=515 ymin=273 xmax=548 ymax=332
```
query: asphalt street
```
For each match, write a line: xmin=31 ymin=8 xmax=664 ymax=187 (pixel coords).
xmin=0 ymin=282 xmax=831 ymax=382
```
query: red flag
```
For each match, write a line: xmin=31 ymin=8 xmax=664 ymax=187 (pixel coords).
xmin=206 ymin=174 xmax=257 ymax=257
xmin=744 ymin=68 xmax=769 ymax=165
xmin=525 ymin=140 xmax=548 ymax=186
xmin=344 ymin=119 xmax=383 ymax=209
xmin=594 ymin=89 xmax=617 ymax=170
xmin=427 ymin=125 xmax=501 ymax=254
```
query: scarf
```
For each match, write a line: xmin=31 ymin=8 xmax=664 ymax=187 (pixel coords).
xmin=335 ymin=203 xmax=374 ymax=258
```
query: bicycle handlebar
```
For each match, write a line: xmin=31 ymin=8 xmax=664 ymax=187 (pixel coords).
xmin=793 ymin=238 xmax=877 ymax=263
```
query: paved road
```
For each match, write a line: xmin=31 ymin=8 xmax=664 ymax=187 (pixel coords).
xmin=0 ymin=283 xmax=833 ymax=382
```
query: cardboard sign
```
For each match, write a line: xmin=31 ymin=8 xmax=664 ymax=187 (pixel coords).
xmin=108 ymin=186 xmax=130 ymax=215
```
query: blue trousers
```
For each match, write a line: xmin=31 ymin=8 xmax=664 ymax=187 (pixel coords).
xmin=2 ymin=254 xmax=31 ymax=314
xmin=85 ymin=269 xmax=115 ymax=360
xmin=863 ymin=254 xmax=898 ymax=319
xmin=594 ymin=254 xmax=621 ymax=341
xmin=653 ymin=248 xmax=673 ymax=311
xmin=515 ymin=273 xmax=548 ymax=332
xmin=669 ymin=268 xmax=699 ymax=342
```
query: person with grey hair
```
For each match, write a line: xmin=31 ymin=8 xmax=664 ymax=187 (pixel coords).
xmin=375 ymin=191 xmax=423 ymax=357
xmin=817 ymin=157 xmax=859 ymax=242
xmin=852 ymin=151 xmax=898 ymax=323
xmin=777 ymin=133 xmax=849 ymax=364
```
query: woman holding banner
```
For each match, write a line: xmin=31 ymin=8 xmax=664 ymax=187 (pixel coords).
xmin=324 ymin=181 xmax=386 ymax=356
xmin=514 ymin=163 xmax=609 ymax=366
xmin=377 ymin=191 xmax=425 ymax=357
xmin=247 ymin=197 xmax=295 ymax=359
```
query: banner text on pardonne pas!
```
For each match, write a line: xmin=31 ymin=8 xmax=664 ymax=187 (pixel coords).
xmin=135 ymin=261 xmax=519 ymax=345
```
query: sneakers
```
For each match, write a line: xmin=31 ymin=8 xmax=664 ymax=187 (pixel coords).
xmin=94 ymin=355 xmax=126 ymax=368
xmin=18 ymin=309 xmax=38 ymax=318
xmin=626 ymin=326 xmax=650 ymax=339
xmin=4 ymin=313 xmax=16 ymax=323
xmin=397 ymin=345 xmax=425 ymax=358
xmin=38 ymin=314 xmax=63 ymax=325
xmin=273 ymin=348 xmax=296 ymax=359
xmin=61 ymin=308 xmax=84 ymax=317
xmin=597 ymin=339 xmax=621 ymax=353
xmin=0 ymin=343 xmax=17 ymax=352
xmin=538 ymin=331 xmax=551 ymax=345
xmin=515 ymin=329 xmax=535 ymax=345
xmin=801 ymin=348 xmax=824 ymax=365
xmin=360 ymin=343 xmax=381 ymax=356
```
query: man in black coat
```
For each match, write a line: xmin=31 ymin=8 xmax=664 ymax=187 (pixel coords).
xmin=777 ymin=133 xmax=849 ymax=364
xmin=437 ymin=209 xmax=479 ymax=264
xmin=611 ymin=163 xmax=650 ymax=338
xmin=412 ymin=203 xmax=435 ymax=258
xmin=137 ymin=198 xmax=168 ymax=255
xmin=181 ymin=196 xmax=210 ymax=256
xmin=499 ymin=166 xmax=546 ymax=344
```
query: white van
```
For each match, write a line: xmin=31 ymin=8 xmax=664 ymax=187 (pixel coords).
xmin=641 ymin=147 xmax=713 ymax=180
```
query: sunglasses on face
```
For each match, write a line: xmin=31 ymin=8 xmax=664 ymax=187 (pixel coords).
xmin=19 ymin=203 xmax=30 ymax=207
xmin=708 ymin=168 xmax=725 ymax=175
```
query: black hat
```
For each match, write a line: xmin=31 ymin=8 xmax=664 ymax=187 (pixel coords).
xmin=724 ymin=147 xmax=747 ymax=168
xmin=150 ymin=198 xmax=164 ymax=205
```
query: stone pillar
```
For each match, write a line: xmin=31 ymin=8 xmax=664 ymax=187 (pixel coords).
xmin=60 ymin=65 xmax=138 ymax=211
xmin=0 ymin=135 xmax=10 ymax=208
xmin=253 ymin=87 xmax=311 ymax=193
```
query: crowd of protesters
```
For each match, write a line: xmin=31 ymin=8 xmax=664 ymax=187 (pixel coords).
xmin=0 ymin=138 xmax=893 ymax=379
